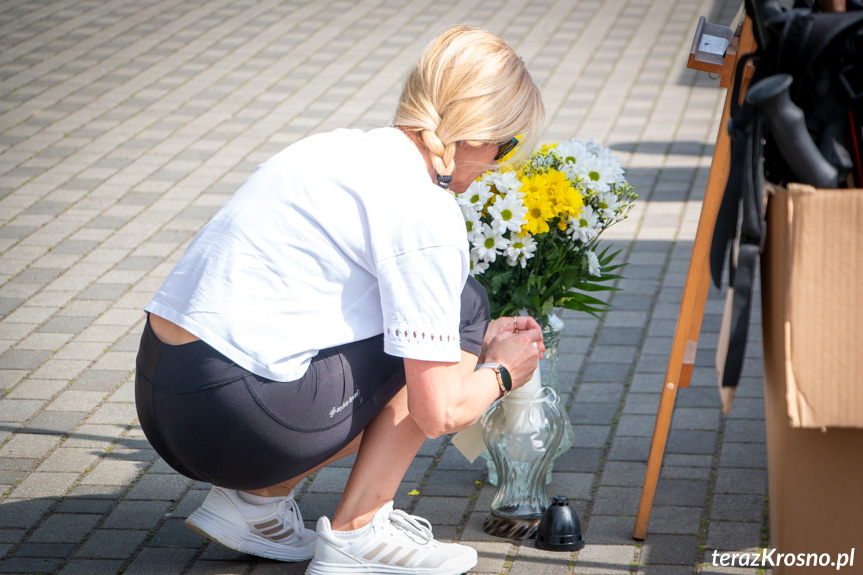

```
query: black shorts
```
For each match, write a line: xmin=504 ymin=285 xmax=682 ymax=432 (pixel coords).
xmin=134 ymin=277 xmax=490 ymax=490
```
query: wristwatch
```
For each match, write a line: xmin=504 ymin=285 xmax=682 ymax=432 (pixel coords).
xmin=476 ymin=363 xmax=512 ymax=398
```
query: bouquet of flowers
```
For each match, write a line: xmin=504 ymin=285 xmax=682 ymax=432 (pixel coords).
xmin=457 ymin=138 xmax=636 ymax=324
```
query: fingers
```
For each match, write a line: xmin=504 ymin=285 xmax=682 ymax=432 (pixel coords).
xmin=518 ymin=326 xmax=542 ymax=342
xmin=484 ymin=316 xmax=546 ymax=362
xmin=482 ymin=334 xmax=547 ymax=388
xmin=502 ymin=316 xmax=544 ymax=338
xmin=497 ymin=316 xmax=516 ymax=335
xmin=485 ymin=317 xmax=511 ymax=339
xmin=508 ymin=326 xmax=545 ymax=357
xmin=516 ymin=316 xmax=543 ymax=334
xmin=482 ymin=318 xmax=511 ymax=355
xmin=486 ymin=329 xmax=540 ymax=360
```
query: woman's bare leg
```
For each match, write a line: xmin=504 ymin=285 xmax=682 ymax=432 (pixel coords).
xmin=245 ymin=432 xmax=364 ymax=497
xmin=246 ymin=351 xmax=478 ymax=524
xmin=328 ymin=383 xmax=424 ymax=530
xmin=330 ymin=351 xmax=479 ymax=531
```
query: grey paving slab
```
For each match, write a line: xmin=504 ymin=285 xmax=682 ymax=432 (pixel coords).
xmin=413 ymin=496 xmax=471 ymax=526
xmin=574 ymin=544 xmax=635 ymax=575
xmin=639 ymin=534 xmax=700 ymax=566
xmin=646 ymin=505 xmax=703 ymax=535
xmin=0 ymin=0 xmax=774 ymax=573
xmin=0 ymin=556 xmax=65 ymax=573
xmin=704 ymin=519 xmax=764 ymax=554
xmin=585 ymin=515 xmax=638 ymax=545
xmin=709 ymin=494 xmax=767 ymax=523
xmin=569 ymin=402 xmax=618 ymax=425
xmin=122 ymin=548 xmax=197 ymax=575
xmin=58 ymin=559 xmax=128 ymax=575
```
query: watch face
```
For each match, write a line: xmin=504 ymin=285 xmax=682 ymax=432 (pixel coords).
xmin=498 ymin=366 xmax=513 ymax=391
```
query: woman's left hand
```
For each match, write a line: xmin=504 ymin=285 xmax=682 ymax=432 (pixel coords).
xmin=481 ymin=316 xmax=545 ymax=360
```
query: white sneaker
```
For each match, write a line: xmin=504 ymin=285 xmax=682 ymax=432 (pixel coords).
xmin=306 ymin=501 xmax=478 ymax=574
xmin=185 ymin=486 xmax=316 ymax=562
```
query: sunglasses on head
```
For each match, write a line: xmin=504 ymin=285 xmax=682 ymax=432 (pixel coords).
xmin=494 ymin=136 xmax=520 ymax=161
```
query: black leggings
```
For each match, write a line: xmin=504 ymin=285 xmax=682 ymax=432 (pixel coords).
xmin=135 ymin=277 xmax=490 ymax=491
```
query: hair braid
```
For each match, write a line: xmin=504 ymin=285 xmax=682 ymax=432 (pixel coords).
xmin=421 ymin=130 xmax=456 ymax=177
xmin=393 ymin=26 xmax=544 ymax=180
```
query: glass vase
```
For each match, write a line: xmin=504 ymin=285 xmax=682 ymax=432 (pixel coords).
xmin=483 ymin=311 xmax=574 ymax=486
xmin=481 ymin=370 xmax=566 ymax=539
xmin=538 ymin=312 xmax=566 ymax=396
xmin=538 ymin=312 xmax=575 ymax=470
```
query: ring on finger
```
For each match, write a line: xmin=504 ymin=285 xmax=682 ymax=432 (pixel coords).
xmin=513 ymin=317 xmax=518 ymax=334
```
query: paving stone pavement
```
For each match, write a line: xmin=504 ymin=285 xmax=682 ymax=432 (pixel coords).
xmin=0 ymin=0 xmax=772 ymax=573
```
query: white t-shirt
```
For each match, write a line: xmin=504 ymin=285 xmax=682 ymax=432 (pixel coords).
xmin=146 ymin=127 xmax=469 ymax=381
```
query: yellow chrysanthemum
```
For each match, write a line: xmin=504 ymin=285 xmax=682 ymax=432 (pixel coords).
xmin=520 ymin=172 xmax=548 ymax=196
xmin=546 ymin=168 xmax=584 ymax=218
xmin=523 ymin=211 xmax=550 ymax=235
xmin=520 ymin=173 xmax=556 ymax=235
xmin=539 ymin=142 xmax=559 ymax=155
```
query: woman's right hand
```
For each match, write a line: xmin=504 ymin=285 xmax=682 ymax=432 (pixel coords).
xmin=482 ymin=325 xmax=543 ymax=391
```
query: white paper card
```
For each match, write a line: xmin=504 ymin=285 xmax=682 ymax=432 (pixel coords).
xmin=698 ymin=34 xmax=729 ymax=56
xmin=451 ymin=420 xmax=486 ymax=463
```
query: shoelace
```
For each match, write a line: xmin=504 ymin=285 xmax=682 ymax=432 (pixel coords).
xmin=388 ymin=509 xmax=434 ymax=544
xmin=272 ymin=496 xmax=307 ymax=538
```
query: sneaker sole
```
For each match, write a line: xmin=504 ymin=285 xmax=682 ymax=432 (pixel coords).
xmin=305 ymin=558 xmax=477 ymax=575
xmin=185 ymin=508 xmax=315 ymax=562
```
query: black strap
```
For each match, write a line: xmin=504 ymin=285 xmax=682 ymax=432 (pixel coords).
xmin=710 ymin=52 xmax=760 ymax=289
xmin=712 ymin=3 xmax=863 ymax=389
xmin=717 ymin=109 xmax=766 ymax=388
xmin=722 ymin=243 xmax=760 ymax=387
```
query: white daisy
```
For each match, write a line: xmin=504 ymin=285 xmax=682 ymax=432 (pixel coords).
xmin=596 ymin=147 xmax=625 ymax=184
xmin=460 ymin=203 xmax=482 ymax=242
xmin=470 ymin=248 xmax=490 ymax=275
xmin=504 ymin=234 xmax=538 ymax=268
xmin=487 ymin=192 xmax=528 ymax=235
xmin=559 ymin=160 xmax=579 ymax=183
xmin=489 ymin=171 xmax=522 ymax=194
xmin=584 ymin=138 xmax=604 ymax=156
xmin=569 ymin=204 xmax=600 ymax=243
xmin=557 ymin=139 xmax=591 ymax=166
xmin=558 ymin=139 xmax=593 ymax=183
xmin=574 ymin=155 xmax=613 ymax=193
xmin=587 ymin=250 xmax=602 ymax=277
xmin=459 ymin=180 xmax=493 ymax=209
xmin=472 ymin=222 xmax=509 ymax=263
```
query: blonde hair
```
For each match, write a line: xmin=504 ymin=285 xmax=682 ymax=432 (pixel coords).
xmin=393 ymin=26 xmax=545 ymax=178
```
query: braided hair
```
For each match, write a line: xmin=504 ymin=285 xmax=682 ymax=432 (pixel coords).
xmin=393 ymin=26 xmax=544 ymax=186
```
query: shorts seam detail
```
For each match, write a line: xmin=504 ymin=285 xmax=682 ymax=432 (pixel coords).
xmin=242 ymin=375 xmax=349 ymax=433
xmin=144 ymin=373 xmax=248 ymax=395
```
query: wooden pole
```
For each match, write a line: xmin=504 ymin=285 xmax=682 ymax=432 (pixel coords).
xmin=633 ymin=15 xmax=756 ymax=540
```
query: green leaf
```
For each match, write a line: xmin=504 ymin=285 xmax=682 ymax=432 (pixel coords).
xmin=557 ymin=291 xmax=610 ymax=308
xmin=575 ymin=282 xmax=620 ymax=292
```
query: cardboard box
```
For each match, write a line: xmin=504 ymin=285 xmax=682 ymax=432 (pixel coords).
xmin=763 ymin=183 xmax=863 ymax=429
xmin=761 ymin=183 xmax=863 ymax=573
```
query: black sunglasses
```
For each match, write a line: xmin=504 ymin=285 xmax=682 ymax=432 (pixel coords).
xmin=494 ymin=136 xmax=520 ymax=161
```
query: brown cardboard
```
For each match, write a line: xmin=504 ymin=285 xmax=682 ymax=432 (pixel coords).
xmin=765 ymin=183 xmax=863 ymax=429
xmin=761 ymin=183 xmax=863 ymax=573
